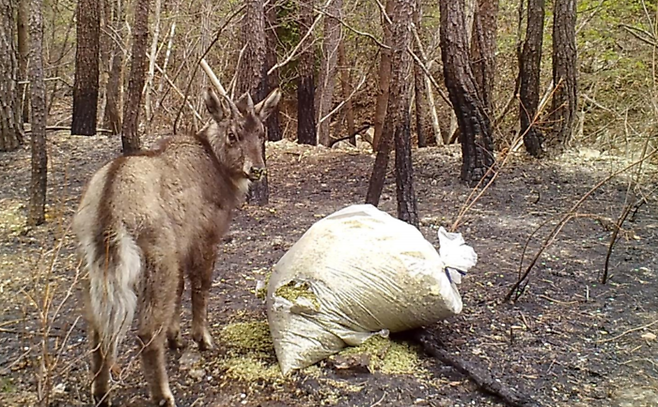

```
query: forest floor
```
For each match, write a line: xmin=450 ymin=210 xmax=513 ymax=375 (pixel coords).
xmin=1 ymin=132 xmax=657 ymax=407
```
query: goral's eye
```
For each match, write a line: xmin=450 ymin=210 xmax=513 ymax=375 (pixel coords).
xmin=227 ymin=132 xmax=238 ymax=143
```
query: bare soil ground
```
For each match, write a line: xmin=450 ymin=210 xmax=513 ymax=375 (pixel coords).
xmin=1 ymin=132 xmax=657 ymax=407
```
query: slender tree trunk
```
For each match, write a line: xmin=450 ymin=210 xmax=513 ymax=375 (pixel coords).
xmin=366 ymin=0 xmax=417 ymax=227
xmin=551 ymin=0 xmax=577 ymax=146
xmin=412 ymin=2 xmax=431 ymax=147
xmin=440 ymin=0 xmax=495 ymax=186
xmin=297 ymin=0 xmax=316 ymax=145
xmin=121 ymin=0 xmax=150 ymax=154
xmin=470 ymin=0 xmax=498 ymax=118
xmin=157 ymin=0 xmax=179 ymax=94
xmin=338 ymin=39 xmax=356 ymax=145
xmin=316 ymin=0 xmax=342 ymax=146
xmin=519 ymin=0 xmax=545 ymax=157
xmin=145 ymin=0 xmax=162 ymax=122
xmin=265 ymin=2 xmax=282 ymax=142
xmin=372 ymin=0 xmax=393 ymax=151
xmin=28 ymin=0 xmax=47 ymax=226
xmin=237 ymin=0 xmax=268 ymax=205
xmin=71 ymin=0 xmax=101 ymax=136
xmin=103 ymin=0 xmax=124 ymax=135
xmin=0 ymin=0 xmax=23 ymax=152
xmin=18 ymin=0 xmax=29 ymax=123
xmin=97 ymin=0 xmax=111 ymax=130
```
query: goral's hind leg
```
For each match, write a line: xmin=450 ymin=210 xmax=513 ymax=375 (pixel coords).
xmin=90 ymin=327 xmax=114 ymax=407
xmin=167 ymin=271 xmax=185 ymax=350
xmin=189 ymin=246 xmax=216 ymax=351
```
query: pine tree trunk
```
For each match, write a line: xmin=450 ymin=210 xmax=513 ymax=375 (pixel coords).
xmin=372 ymin=0 xmax=393 ymax=151
xmin=316 ymin=0 xmax=342 ymax=146
xmin=0 ymin=0 xmax=23 ymax=152
xmin=366 ymin=0 xmax=417 ymax=228
xmin=121 ymin=0 xmax=150 ymax=154
xmin=470 ymin=0 xmax=498 ymax=117
xmin=28 ymin=0 xmax=47 ymax=226
xmin=551 ymin=0 xmax=577 ymax=146
xmin=412 ymin=3 xmax=431 ymax=147
xmin=440 ymin=0 xmax=495 ymax=186
xmin=103 ymin=0 xmax=124 ymax=135
xmin=71 ymin=0 xmax=100 ymax=136
xmin=297 ymin=0 xmax=316 ymax=145
xmin=237 ymin=0 xmax=268 ymax=205
xmin=519 ymin=0 xmax=545 ymax=157
xmin=338 ymin=40 xmax=356 ymax=145
xmin=18 ymin=0 xmax=29 ymax=123
xmin=265 ymin=3 xmax=282 ymax=142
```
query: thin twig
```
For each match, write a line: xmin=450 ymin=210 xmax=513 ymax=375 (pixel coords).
xmin=597 ymin=320 xmax=658 ymax=343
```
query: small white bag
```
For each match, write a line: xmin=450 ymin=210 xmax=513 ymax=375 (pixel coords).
xmin=266 ymin=204 xmax=477 ymax=374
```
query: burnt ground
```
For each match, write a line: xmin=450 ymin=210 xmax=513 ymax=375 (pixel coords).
xmin=0 ymin=132 xmax=657 ymax=407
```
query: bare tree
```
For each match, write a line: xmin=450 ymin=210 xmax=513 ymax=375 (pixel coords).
xmin=265 ymin=1 xmax=282 ymax=142
xmin=71 ymin=0 xmax=101 ymax=135
xmin=551 ymin=0 xmax=577 ymax=146
xmin=366 ymin=0 xmax=417 ymax=226
xmin=144 ymin=0 xmax=162 ymax=122
xmin=18 ymin=0 xmax=29 ymax=123
xmin=236 ymin=0 xmax=268 ymax=205
xmin=28 ymin=0 xmax=46 ymax=226
xmin=372 ymin=0 xmax=393 ymax=150
xmin=519 ymin=0 xmax=545 ymax=157
xmin=439 ymin=0 xmax=495 ymax=186
xmin=297 ymin=0 xmax=316 ymax=145
xmin=0 ymin=0 xmax=23 ymax=152
xmin=122 ymin=0 xmax=150 ymax=154
xmin=470 ymin=0 xmax=498 ymax=118
xmin=338 ymin=39 xmax=356 ymax=145
xmin=316 ymin=0 xmax=342 ymax=146
xmin=103 ymin=0 xmax=125 ymax=135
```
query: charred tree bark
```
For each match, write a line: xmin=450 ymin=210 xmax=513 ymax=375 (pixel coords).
xmin=237 ymin=0 xmax=268 ymax=205
xmin=0 ymin=0 xmax=23 ymax=152
xmin=297 ymin=0 xmax=316 ymax=145
xmin=372 ymin=0 xmax=393 ymax=151
xmin=551 ymin=0 xmax=577 ymax=147
xmin=366 ymin=0 xmax=417 ymax=227
xmin=18 ymin=0 xmax=29 ymax=123
xmin=338 ymin=39 xmax=356 ymax=145
xmin=71 ymin=0 xmax=101 ymax=136
xmin=103 ymin=0 xmax=124 ymax=135
xmin=412 ymin=3 xmax=431 ymax=148
xmin=316 ymin=0 xmax=342 ymax=146
xmin=28 ymin=0 xmax=47 ymax=226
xmin=440 ymin=0 xmax=495 ymax=186
xmin=470 ymin=0 xmax=498 ymax=118
xmin=519 ymin=0 xmax=545 ymax=157
xmin=121 ymin=0 xmax=150 ymax=154
xmin=265 ymin=2 xmax=282 ymax=142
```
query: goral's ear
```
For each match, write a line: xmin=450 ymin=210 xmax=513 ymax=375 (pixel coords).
xmin=235 ymin=92 xmax=255 ymax=116
xmin=255 ymin=88 xmax=282 ymax=122
xmin=204 ymin=87 xmax=227 ymax=123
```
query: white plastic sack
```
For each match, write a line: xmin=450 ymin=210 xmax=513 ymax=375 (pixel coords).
xmin=266 ymin=204 xmax=477 ymax=374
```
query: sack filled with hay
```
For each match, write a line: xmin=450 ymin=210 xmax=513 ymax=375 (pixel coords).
xmin=266 ymin=204 xmax=477 ymax=374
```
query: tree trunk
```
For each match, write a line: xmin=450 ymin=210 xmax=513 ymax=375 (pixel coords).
xmin=236 ymin=0 xmax=268 ymax=205
xmin=18 ymin=0 xmax=29 ymax=123
xmin=551 ymin=0 xmax=577 ymax=146
xmin=519 ymin=0 xmax=545 ymax=157
xmin=265 ymin=2 xmax=282 ymax=142
xmin=297 ymin=0 xmax=316 ymax=145
xmin=121 ymin=0 xmax=150 ymax=154
xmin=71 ymin=0 xmax=100 ymax=136
xmin=470 ymin=0 xmax=498 ymax=118
xmin=366 ymin=0 xmax=417 ymax=227
xmin=372 ymin=0 xmax=393 ymax=151
xmin=439 ymin=0 xmax=495 ymax=186
xmin=412 ymin=3 xmax=431 ymax=147
xmin=28 ymin=0 xmax=47 ymax=226
xmin=144 ymin=0 xmax=162 ymax=123
xmin=338 ymin=39 xmax=356 ymax=145
xmin=0 ymin=0 xmax=23 ymax=152
xmin=103 ymin=0 xmax=124 ymax=135
xmin=316 ymin=0 xmax=342 ymax=146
